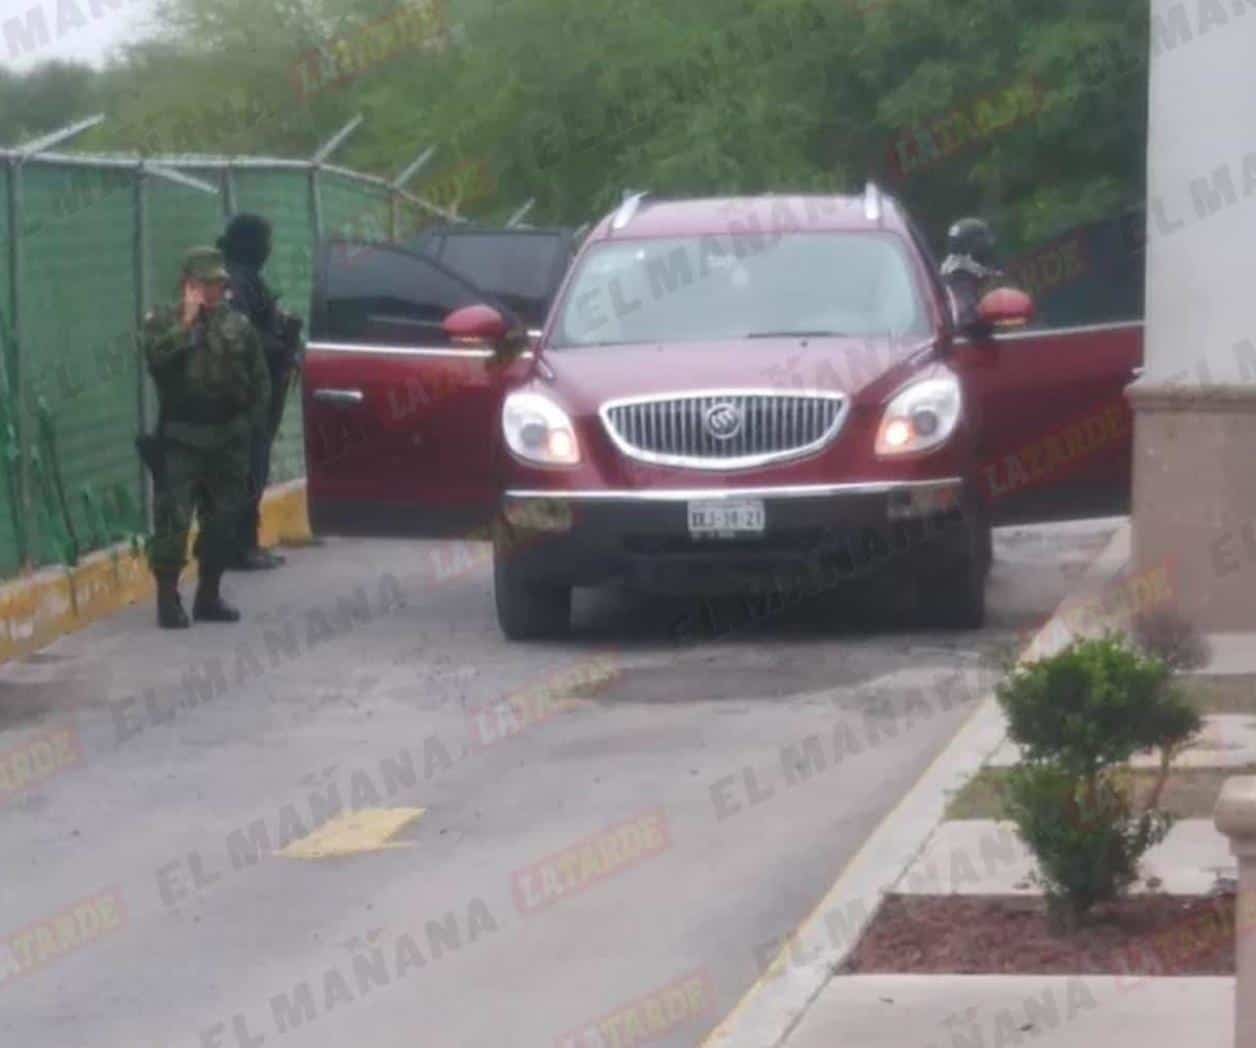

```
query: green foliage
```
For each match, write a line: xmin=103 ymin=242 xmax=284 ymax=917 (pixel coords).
xmin=0 ymin=62 xmax=98 ymax=146
xmin=3 ymin=0 xmax=1151 ymax=247
xmin=996 ymin=636 xmax=1201 ymax=930
xmin=997 ymin=635 xmax=1200 ymax=778
xmin=1004 ymin=763 xmax=1171 ymax=931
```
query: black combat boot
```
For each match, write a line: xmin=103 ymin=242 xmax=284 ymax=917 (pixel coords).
xmin=231 ymin=547 xmax=285 ymax=571
xmin=155 ymin=570 xmax=190 ymax=630
xmin=193 ymin=568 xmax=241 ymax=623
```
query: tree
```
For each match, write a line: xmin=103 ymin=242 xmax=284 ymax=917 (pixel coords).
xmin=2 ymin=0 xmax=1151 ymax=247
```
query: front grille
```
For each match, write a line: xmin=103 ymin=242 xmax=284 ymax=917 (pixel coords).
xmin=601 ymin=391 xmax=847 ymax=470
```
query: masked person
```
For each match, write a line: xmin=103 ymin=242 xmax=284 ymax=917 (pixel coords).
xmin=941 ymin=217 xmax=1003 ymax=332
xmin=217 ymin=213 xmax=304 ymax=571
xmin=141 ymin=247 xmax=270 ymax=628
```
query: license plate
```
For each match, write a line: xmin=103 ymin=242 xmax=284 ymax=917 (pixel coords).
xmin=687 ymin=499 xmax=766 ymax=538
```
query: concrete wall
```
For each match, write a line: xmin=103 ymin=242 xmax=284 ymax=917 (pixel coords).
xmin=1143 ymin=0 xmax=1256 ymax=386
xmin=1130 ymin=1 xmax=1256 ymax=630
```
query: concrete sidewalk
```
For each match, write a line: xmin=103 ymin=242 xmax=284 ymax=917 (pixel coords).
xmin=786 ymin=975 xmax=1233 ymax=1048
xmin=703 ymin=519 xmax=1248 ymax=1048
xmin=903 ymin=817 xmax=1234 ymax=896
xmin=783 ymin=518 xmax=1253 ymax=1047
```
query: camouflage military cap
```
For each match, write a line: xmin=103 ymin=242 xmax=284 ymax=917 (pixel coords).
xmin=181 ymin=246 xmax=230 ymax=283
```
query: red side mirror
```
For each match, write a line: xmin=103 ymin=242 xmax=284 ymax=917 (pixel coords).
xmin=977 ymin=287 xmax=1035 ymax=329
xmin=443 ymin=304 xmax=510 ymax=344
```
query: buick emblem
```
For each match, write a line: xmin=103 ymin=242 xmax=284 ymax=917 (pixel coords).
xmin=704 ymin=402 xmax=743 ymax=441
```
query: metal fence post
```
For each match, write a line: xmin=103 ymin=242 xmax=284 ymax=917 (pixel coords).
xmin=222 ymin=163 xmax=237 ymax=219
xmin=7 ymin=157 xmax=30 ymax=568
xmin=133 ymin=161 xmax=151 ymax=527
xmin=309 ymin=163 xmax=323 ymax=244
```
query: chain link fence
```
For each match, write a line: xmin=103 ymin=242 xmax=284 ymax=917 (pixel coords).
xmin=0 ymin=139 xmax=453 ymax=580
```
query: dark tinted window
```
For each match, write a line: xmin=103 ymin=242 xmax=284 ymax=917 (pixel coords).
xmin=1007 ymin=211 xmax=1145 ymax=330
xmin=419 ymin=229 xmax=572 ymax=328
xmin=316 ymin=241 xmax=487 ymax=345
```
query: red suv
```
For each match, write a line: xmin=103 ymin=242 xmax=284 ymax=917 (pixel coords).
xmin=304 ymin=190 xmax=1142 ymax=639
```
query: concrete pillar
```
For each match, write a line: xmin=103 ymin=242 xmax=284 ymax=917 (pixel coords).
xmin=1215 ymin=776 xmax=1256 ymax=1047
xmin=1128 ymin=2 xmax=1256 ymax=629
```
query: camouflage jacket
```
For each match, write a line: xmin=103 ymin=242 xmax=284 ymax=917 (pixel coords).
xmin=226 ymin=262 xmax=292 ymax=376
xmin=141 ymin=301 xmax=270 ymax=448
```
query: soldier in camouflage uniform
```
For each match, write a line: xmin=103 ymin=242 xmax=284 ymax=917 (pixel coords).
xmin=141 ymin=247 xmax=270 ymax=629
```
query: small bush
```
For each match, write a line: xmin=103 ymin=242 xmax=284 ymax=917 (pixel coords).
xmin=996 ymin=635 xmax=1201 ymax=931
xmin=1004 ymin=764 xmax=1171 ymax=931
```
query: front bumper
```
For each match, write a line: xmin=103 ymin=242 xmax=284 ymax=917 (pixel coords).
xmin=498 ymin=478 xmax=972 ymax=593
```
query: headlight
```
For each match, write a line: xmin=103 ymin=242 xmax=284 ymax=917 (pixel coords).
xmin=875 ymin=372 xmax=963 ymax=457
xmin=502 ymin=392 xmax=580 ymax=466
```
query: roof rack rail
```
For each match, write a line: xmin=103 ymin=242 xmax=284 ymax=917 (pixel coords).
xmin=611 ymin=190 xmax=650 ymax=231
xmin=864 ymin=181 xmax=884 ymax=224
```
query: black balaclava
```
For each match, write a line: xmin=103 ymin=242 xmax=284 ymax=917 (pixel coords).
xmin=217 ymin=213 xmax=273 ymax=269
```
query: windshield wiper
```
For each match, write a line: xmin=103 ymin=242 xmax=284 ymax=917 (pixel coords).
xmin=745 ymin=330 xmax=851 ymax=339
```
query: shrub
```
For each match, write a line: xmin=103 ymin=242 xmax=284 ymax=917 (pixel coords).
xmin=1004 ymin=764 xmax=1171 ymax=931
xmin=996 ymin=635 xmax=1201 ymax=931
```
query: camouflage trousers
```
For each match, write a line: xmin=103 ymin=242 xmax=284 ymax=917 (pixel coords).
xmin=147 ymin=438 xmax=249 ymax=574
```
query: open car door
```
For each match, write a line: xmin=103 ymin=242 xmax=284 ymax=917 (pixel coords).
xmin=957 ymin=211 xmax=1145 ymax=525
xmin=303 ymin=239 xmax=533 ymax=535
xmin=960 ymin=320 xmax=1143 ymax=525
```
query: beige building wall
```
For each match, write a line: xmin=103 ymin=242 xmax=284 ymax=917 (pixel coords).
xmin=1130 ymin=1 xmax=1256 ymax=629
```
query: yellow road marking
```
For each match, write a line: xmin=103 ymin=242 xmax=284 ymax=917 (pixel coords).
xmin=277 ymin=808 xmax=426 ymax=860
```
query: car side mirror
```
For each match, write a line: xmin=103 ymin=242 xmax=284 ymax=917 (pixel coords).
xmin=976 ymin=287 xmax=1035 ymax=330
xmin=443 ymin=303 xmax=510 ymax=344
xmin=442 ymin=303 xmax=529 ymax=358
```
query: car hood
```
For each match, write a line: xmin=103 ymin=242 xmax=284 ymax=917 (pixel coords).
xmin=535 ymin=336 xmax=936 ymax=410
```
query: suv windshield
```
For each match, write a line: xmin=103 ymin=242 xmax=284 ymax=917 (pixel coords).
xmin=552 ymin=231 xmax=928 ymax=347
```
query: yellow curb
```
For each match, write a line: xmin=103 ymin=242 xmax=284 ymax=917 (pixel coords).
xmin=0 ymin=479 xmax=313 ymax=666
xmin=256 ymin=478 xmax=315 ymax=550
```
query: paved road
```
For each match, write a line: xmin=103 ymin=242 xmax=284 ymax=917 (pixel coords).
xmin=0 ymin=519 xmax=1116 ymax=1048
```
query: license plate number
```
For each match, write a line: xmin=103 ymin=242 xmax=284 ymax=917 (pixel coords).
xmin=687 ymin=499 xmax=766 ymax=538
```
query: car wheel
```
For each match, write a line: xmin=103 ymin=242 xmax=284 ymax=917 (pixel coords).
xmin=916 ymin=512 xmax=991 ymax=631
xmin=493 ymin=533 xmax=571 ymax=640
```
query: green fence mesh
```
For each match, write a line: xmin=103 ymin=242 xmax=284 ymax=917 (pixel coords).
xmin=321 ymin=171 xmax=392 ymax=244
xmin=397 ymin=198 xmax=440 ymax=242
xmin=0 ymin=161 xmax=19 ymax=578
xmin=22 ymin=162 xmax=141 ymax=565
xmin=0 ymin=154 xmax=420 ymax=580
xmin=147 ymin=172 xmax=225 ymax=308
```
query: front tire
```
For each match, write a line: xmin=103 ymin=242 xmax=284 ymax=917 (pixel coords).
xmin=916 ymin=511 xmax=991 ymax=630
xmin=493 ymin=529 xmax=571 ymax=640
